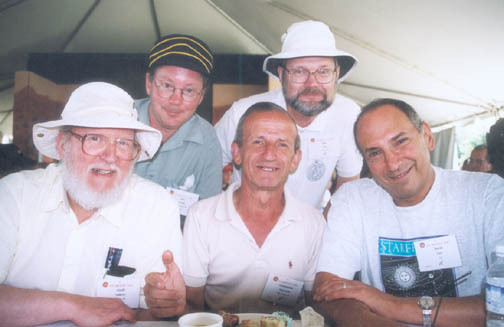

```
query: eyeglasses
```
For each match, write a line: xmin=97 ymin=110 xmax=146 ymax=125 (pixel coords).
xmin=67 ymin=131 xmax=140 ymax=161
xmin=282 ymin=66 xmax=337 ymax=84
xmin=153 ymin=80 xmax=203 ymax=101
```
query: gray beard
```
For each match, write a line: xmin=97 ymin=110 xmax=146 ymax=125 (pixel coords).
xmin=283 ymin=87 xmax=332 ymax=117
xmin=60 ymin=151 xmax=133 ymax=211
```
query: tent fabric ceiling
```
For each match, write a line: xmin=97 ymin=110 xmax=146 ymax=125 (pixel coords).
xmin=0 ymin=0 xmax=503 ymax=131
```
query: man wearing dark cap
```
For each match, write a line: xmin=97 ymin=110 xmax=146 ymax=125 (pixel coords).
xmin=215 ymin=21 xmax=362 ymax=210
xmin=134 ymin=34 xmax=222 ymax=216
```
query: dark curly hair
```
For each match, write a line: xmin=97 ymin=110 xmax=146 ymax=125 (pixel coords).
xmin=486 ymin=118 xmax=504 ymax=178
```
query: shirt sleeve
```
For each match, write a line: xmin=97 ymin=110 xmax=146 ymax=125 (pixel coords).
xmin=483 ymin=175 xmax=504 ymax=260
xmin=316 ymin=183 xmax=362 ymax=279
xmin=194 ymin=133 xmax=223 ymax=200
xmin=334 ymin=116 xmax=363 ymax=178
xmin=303 ymin=213 xmax=326 ymax=291
xmin=182 ymin=203 xmax=210 ymax=287
xmin=0 ymin=175 xmax=19 ymax=283
xmin=215 ymin=102 xmax=241 ymax=167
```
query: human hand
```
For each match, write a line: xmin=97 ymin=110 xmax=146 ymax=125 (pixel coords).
xmin=144 ymin=250 xmax=186 ymax=318
xmin=68 ymin=294 xmax=136 ymax=326
xmin=313 ymin=273 xmax=398 ymax=318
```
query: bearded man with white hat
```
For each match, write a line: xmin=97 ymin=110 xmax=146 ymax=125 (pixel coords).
xmin=0 ymin=82 xmax=185 ymax=325
xmin=215 ymin=20 xmax=362 ymax=210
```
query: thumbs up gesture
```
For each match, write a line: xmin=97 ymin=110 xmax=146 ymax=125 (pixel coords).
xmin=144 ymin=250 xmax=186 ymax=318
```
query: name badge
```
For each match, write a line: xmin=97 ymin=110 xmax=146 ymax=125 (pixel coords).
xmin=96 ymin=273 xmax=140 ymax=308
xmin=413 ymin=235 xmax=462 ymax=272
xmin=309 ymin=137 xmax=335 ymax=159
xmin=260 ymin=273 xmax=304 ymax=306
xmin=166 ymin=187 xmax=200 ymax=216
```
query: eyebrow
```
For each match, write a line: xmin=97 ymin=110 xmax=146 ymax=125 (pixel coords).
xmin=363 ymin=132 xmax=407 ymax=154
xmin=391 ymin=132 xmax=407 ymax=142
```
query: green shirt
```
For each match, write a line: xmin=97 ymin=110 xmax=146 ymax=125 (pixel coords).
xmin=134 ymin=98 xmax=222 ymax=200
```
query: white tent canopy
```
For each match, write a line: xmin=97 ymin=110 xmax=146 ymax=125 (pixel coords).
xmin=1 ymin=0 xmax=503 ymax=137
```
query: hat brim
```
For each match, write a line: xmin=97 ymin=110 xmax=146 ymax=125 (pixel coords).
xmin=263 ymin=50 xmax=358 ymax=83
xmin=33 ymin=113 xmax=162 ymax=162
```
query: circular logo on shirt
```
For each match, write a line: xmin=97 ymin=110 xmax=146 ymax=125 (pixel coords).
xmin=393 ymin=265 xmax=416 ymax=289
xmin=103 ymin=282 xmax=109 ymax=288
xmin=307 ymin=160 xmax=325 ymax=181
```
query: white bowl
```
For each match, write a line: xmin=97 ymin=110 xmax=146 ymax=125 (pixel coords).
xmin=178 ymin=312 xmax=223 ymax=327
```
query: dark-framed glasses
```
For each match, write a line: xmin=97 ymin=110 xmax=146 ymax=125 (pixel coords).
xmin=153 ymin=80 xmax=203 ymax=101
xmin=283 ymin=66 xmax=337 ymax=84
xmin=67 ymin=131 xmax=140 ymax=161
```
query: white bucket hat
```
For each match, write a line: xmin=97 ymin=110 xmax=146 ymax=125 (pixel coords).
xmin=263 ymin=20 xmax=358 ymax=83
xmin=33 ymin=82 xmax=162 ymax=162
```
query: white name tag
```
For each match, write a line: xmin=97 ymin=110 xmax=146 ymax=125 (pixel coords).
xmin=96 ymin=274 xmax=140 ymax=308
xmin=413 ymin=235 xmax=462 ymax=272
xmin=260 ymin=273 xmax=304 ymax=306
xmin=310 ymin=137 xmax=335 ymax=158
xmin=166 ymin=187 xmax=200 ymax=216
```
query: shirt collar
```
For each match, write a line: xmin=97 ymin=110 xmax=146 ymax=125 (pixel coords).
xmin=216 ymin=182 xmax=301 ymax=224
xmin=41 ymin=164 xmax=70 ymax=213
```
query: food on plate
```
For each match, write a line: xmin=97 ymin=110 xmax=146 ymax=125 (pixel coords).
xmin=240 ymin=319 xmax=260 ymax=327
xmin=261 ymin=312 xmax=292 ymax=327
xmin=260 ymin=316 xmax=286 ymax=327
xmin=299 ymin=306 xmax=324 ymax=327
xmin=218 ymin=311 xmax=293 ymax=327
xmin=219 ymin=311 xmax=239 ymax=327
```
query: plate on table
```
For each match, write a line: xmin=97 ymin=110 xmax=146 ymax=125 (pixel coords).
xmin=235 ymin=313 xmax=301 ymax=327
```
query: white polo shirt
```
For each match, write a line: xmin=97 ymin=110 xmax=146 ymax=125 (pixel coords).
xmin=215 ymin=88 xmax=363 ymax=208
xmin=182 ymin=183 xmax=325 ymax=313
xmin=0 ymin=164 xmax=182 ymax=308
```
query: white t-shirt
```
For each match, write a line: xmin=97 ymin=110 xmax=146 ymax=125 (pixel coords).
xmin=215 ymin=88 xmax=363 ymax=208
xmin=0 ymin=164 xmax=182 ymax=308
xmin=317 ymin=167 xmax=504 ymax=298
xmin=183 ymin=182 xmax=326 ymax=313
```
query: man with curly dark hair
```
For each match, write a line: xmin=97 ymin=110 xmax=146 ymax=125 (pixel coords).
xmin=486 ymin=118 xmax=504 ymax=178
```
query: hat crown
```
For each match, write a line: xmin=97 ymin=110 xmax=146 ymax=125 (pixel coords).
xmin=62 ymin=82 xmax=137 ymax=123
xmin=148 ymin=34 xmax=214 ymax=77
xmin=281 ymin=20 xmax=337 ymax=54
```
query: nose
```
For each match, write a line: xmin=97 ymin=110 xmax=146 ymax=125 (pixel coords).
xmin=384 ymin=150 xmax=401 ymax=171
xmin=262 ymin=142 xmax=277 ymax=160
xmin=98 ymin=142 xmax=118 ymax=163
xmin=304 ymin=71 xmax=319 ymax=86
xmin=168 ymin=88 xmax=183 ymax=104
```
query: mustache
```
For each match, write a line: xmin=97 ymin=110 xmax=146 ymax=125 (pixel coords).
xmin=298 ymin=87 xmax=326 ymax=97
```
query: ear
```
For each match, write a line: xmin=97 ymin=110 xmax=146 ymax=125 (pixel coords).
xmin=145 ymin=73 xmax=152 ymax=96
xmin=196 ymin=89 xmax=206 ymax=106
xmin=289 ymin=148 xmax=302 ymax=173
xmin=421 ymin=122 xmax=435 ymax=151
xmin=56 ymin=131 xmax=66 ymax=160
xmin=335 ymin=65 xmax=341 ymax=82
xmin=231 ymin=142 xmax=242 ymax=167
xmin=277 ymin=65 xmax=285 ymax=84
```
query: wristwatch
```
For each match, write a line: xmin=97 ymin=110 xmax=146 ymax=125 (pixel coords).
xmin=418 ymin=295 xmax=435 ymax=327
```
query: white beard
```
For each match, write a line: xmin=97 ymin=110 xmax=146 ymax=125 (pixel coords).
xmin=60 ymin=149 xmax=133 ymax=211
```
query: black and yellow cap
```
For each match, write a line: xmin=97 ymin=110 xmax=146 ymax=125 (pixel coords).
xmin=148 ymin=34 xmax=214 ymax=77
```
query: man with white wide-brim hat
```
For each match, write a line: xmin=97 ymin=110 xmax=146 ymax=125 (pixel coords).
xmin=215 ymin=20 xmax=363 ymax=210
xmin=0 ymin=82 xmax=185 ymax=325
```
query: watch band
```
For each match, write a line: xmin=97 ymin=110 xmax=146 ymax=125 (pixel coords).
xmin=422 ymin=309 xmax=433 ymax=327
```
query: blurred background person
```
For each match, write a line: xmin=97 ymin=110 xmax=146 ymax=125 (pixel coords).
xmin=486 ymin=118 xmax=504 ymax=178
xmin=464 ymin=144 xmax=492 ymax=172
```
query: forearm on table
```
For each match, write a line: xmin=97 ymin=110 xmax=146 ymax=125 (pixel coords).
xmin=0 ymin=284 xmax=73 ymax=326
xmin=312 ymin=298 xmax=406 ymax=327
xmin=385 ymin=295 xmax=485 ymax=327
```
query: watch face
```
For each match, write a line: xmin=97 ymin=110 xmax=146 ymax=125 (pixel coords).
xmin=419 ymin=296 xmax=435 ymax=310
